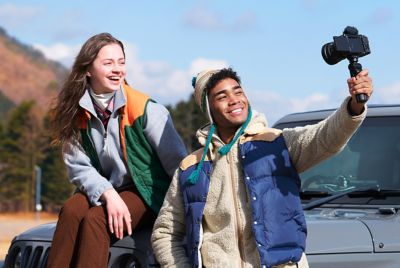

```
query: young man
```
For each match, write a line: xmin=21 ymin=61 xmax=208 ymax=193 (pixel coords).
xmin=151 ymin=68 xmax=373 ymax=268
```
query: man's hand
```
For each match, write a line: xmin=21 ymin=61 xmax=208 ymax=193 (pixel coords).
xmin=347 ymin=69 xmax=373 ymax=115
xmin=101 ymin=189 xmax=132 ymax=239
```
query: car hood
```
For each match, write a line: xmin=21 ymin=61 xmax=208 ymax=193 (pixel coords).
xmin=15 ymin=222 xmax=56 ymax=241
xmin=305 ymin=208 xmax=400 ymax=254
xmin=13 ymin=221 xmax=153 ymax=249
xmin=361 ymin=215 xmax=400 ymax=253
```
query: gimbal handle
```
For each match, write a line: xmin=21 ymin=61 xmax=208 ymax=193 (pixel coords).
xmin=348 ymin=57 xmax=368 ymax=103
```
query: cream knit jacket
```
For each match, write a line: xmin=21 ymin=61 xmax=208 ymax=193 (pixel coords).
xmin=151 ymin=97 xmax=366 ymax=268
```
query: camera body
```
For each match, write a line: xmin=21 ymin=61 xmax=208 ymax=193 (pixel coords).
xmin=321 ymin=26 xmax=371 ymax=103
xmin=322 ymin=26 xmax=370 ymax=65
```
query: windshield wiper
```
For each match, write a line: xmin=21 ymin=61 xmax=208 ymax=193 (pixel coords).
xmin=302 ymin=185 xmax=400 ymax=210
xmin=347 ymin=188 xmax=400 ymax=197
xmin=300 ymin=190 xmax=331 ymax=200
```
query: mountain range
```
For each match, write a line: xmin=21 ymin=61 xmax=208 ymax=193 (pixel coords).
xmin=0 ymin=26 xmax=69 ymax=119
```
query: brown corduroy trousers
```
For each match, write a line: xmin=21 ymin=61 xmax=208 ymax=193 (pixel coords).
xmin=46 ymin=186 xmax=155 ymax=268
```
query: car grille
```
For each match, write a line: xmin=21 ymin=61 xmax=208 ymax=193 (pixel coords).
xmin=4 ymin=239 xmax=160 ymax=268
xmin=4 ymin=241 xmax=50 ymax=268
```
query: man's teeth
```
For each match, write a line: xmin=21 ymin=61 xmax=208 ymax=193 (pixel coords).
xmin=109 ymin=77 xmax=119 ymax=81
xmin=231 ymin=108 xmax=242 ymax=114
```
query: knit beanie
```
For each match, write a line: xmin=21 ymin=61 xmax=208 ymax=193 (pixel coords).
xmin=188 ymin=69 xmax=252 ymax=185
xmin=192 ymin=69 xmax=219 ymax=122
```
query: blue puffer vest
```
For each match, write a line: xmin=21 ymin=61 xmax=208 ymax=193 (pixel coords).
xmin=178 ymin=134 xmax=307 ymax=268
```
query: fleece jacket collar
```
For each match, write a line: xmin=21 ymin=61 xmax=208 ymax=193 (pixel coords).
xmin=195 ymin=110 xmax=269 ymax=156
xmin=79 ymin=85 xmax=127 ymax=117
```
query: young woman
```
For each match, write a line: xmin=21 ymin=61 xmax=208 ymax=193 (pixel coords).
xmin=46 ymin=33 xmax=187 ymax=268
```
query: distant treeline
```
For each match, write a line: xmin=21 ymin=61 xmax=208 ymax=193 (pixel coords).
xmin=0 ymin=94 xmax=206 ymax=212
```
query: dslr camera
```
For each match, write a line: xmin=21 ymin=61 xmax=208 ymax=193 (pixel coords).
xmin=322 ymin=26 xmax=370 ymax=65
xmin=321 ymin=26 xmax=371 ymax=103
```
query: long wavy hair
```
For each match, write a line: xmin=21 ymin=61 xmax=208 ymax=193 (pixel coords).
xmin=49 ymin=32 xmax=125 ymax=147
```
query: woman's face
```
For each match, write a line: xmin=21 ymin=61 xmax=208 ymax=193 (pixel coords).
xmin=87 ymin=43 xmax=126 ymax=94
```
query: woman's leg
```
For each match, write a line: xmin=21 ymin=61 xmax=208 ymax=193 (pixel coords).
xmin=74 ymin=204 xmax=110 ymax=268
xmin=74 ymin=186 xmax=156 ymax=268
xmin=46 ymin=192 xmax=90 ymax=268
xmin=120 ymin=186 xmax=156 ymax=231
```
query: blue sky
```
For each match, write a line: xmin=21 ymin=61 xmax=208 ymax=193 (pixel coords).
xmin=1 ymin=0 xmax=399 ymax=124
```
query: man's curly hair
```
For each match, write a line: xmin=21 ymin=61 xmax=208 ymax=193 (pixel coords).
xmin=204 ymin=68 xmax=241 ymax=93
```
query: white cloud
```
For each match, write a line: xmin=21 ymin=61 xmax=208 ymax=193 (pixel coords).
xmin=289 ymin=93 xmax=331 ymax=111
xmin=185 ymin=8 xmax=221 ymax=31
xmin=247 ymin=89 xmax=344 ymax=125
xmin=123 ymin=42 xmax=229 ymax=104
xmin=184 ymin=7 xmax=256 ymax=32
xmin=0 ymin=3 xmax=43 ymax=28
xmin=33 ymin=43 xmax=80 ymax=67
xmin=252 ymin=81 xmax=400 ymax=125
xmin=189 ymin=58 xmax=228 ymax=75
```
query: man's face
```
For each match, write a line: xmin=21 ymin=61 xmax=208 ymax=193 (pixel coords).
xmin=208 ymin=78 xmax=249 ymax=133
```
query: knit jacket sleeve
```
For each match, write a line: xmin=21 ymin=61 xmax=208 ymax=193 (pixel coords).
xmin=63 ymin=142 xmax=113 ymax=206
xmin=151 ymin=169 xmax=191 ymax=267
xmin=283 ymin=97 xmax=366 ymax=173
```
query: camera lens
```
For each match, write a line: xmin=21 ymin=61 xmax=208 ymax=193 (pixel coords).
xmin=321 ymin=42 xmax=342 ymax=65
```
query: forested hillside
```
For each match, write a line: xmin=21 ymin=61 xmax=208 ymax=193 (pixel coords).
xmin=0 ymin=27 xmax=70 ymax=212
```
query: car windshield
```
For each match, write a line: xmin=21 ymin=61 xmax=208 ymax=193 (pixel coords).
xmin=274 ymin=116 xmax=400 ymax=205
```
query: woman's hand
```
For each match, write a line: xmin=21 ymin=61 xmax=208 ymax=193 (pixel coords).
xmin=101 ymin=189 xmax=132 ymax=239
